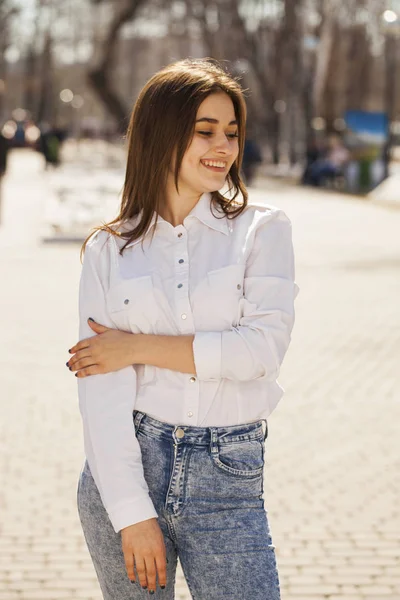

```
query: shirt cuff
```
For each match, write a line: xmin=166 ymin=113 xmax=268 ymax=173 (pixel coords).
xmin=108 ymin=496 xmax=159 ymax=533
xmin=192 ymin=331 xmax=222 ymax=381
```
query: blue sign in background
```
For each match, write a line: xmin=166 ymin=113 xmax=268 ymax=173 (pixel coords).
xmin=344 ymin=110 xmax=389 ymax=144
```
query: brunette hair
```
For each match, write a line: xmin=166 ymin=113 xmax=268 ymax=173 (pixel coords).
xmin=82 ymin=58 xmax=248 ymax=255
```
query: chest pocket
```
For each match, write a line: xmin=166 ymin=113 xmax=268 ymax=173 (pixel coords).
xmin=106 ymin=275 xmax=158 ymax=386
xmin=106 ymin=275 xmax=158 ymax=334
xmin=197 ymin=264 xmax=245 ymax=329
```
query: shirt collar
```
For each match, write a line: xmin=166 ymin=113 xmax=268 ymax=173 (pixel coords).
xmin=124 ymin=192 xmax=229 ymax=247
xmin=184 ymin=192 xmax=229 ymax=235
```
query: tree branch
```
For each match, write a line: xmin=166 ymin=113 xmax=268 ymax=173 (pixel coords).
xmin=88 ymin=0 xmax=148 ymax=133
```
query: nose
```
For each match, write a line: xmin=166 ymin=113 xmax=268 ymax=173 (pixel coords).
xmin=214 ymin=133 xmax=233 ymax=155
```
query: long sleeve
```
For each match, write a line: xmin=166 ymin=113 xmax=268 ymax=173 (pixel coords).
xmin=77 ymin=233 xmax=158 ymax=532
xmin=192 ymin=209 xmax=299 ymax=382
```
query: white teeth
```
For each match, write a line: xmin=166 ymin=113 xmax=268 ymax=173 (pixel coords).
xmin=202 ymin=160 xmax=226 ymax=168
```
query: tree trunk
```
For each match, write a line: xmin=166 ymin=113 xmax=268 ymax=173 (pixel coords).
xmin=87 ymin=0 xmax=147 ymax=134
xmin=0 ymin=2 xmax=20 ymax=120
xmin=23 ymin=46 xmax=37 ymax=117
xmin=36 ymin=34 xmax=54 ymax=124
xmin=313 ymin=9 xmax=336 ymax=117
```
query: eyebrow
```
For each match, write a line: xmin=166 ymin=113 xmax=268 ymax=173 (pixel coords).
xmin=196 ymin=117 xmax=238 ymax=125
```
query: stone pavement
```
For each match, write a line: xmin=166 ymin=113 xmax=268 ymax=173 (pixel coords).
xmin=0 ymin=149 xmax=399 ymax=600
xmin=368 ymin=161 xmax=400 ymax=210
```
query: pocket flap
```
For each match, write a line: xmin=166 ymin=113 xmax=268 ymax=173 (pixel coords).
xmin=106 ymin=276 xmax=153 ymax=313
xmin=207 ymin=264 xmax=245 ymax=294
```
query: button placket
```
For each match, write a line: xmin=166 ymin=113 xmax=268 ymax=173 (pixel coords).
xmin=174 ymin=227 xmax=192 ymax=333
xmin=173 ymin=225 xmax=199 ymax=423
xmin=184 ymin=373 xmax=199 ymax=421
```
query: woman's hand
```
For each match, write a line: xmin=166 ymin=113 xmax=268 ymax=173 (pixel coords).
xmin=121 ymin=518 xmax=167 ymax=593
xmin=67 ymin=319 xmax=135 ymax=377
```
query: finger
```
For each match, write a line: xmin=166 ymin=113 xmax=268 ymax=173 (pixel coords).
xmin=123 ymin=548 xmax=136 ymax=583
xmin=134 ymin=555 xmax=148 ymax=590
xmin=75 ymin=365 xmax=101 ymax=378
xmin=67 ymin=351 xmax=92 ymax=369
xmin=69 ymin=357 xmax=96 ymax=372
xmin=155 ymin=552 xmax=167 ymax=589
xmin=144 ymin=555 xmax=157 ymax=593
xmin=87 ymin=318 xmax=109 ymax=333
xmin=69 ymin=339 xmax=90 ymax=354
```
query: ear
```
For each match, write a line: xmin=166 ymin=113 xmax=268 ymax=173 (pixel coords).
xmin=88 ymin=318 xmax=109 ymax=334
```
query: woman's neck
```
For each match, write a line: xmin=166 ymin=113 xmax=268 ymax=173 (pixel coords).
xmin=159 ymin=183 xmax=202 ymax=227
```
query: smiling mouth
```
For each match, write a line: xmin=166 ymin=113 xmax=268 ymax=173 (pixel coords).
xmin=201 ymin=159 xmax=227 ymax=172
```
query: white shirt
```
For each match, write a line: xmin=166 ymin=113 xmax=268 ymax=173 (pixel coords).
xmin=78 ymin=192 xmax=299 ymax=532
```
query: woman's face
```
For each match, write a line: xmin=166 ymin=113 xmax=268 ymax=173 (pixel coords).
xmin=175 ymin=92 xmax=239 ymax=197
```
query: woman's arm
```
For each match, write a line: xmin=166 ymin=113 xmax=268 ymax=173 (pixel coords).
xmin=134 ymin=333 xmax=196 ymax=373
xmin=69 ymin=210 xmax=298 ymax=382
xmin=69 ymin=323 xmax=196 ymax=376
xmin=192 ymin=210 xmax=298 ymax=382
xmin=76 ymin=233 xmax=158 ymax=532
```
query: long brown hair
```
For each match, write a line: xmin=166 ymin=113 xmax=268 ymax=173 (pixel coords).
xmin=82 ymin=58 xmax=248 ymax=255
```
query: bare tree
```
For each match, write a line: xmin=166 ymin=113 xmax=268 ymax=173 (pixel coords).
xmin=0 ymin=0 xmax=20 ymax=118
xmin=88 ymin=0 xmax=148 ymax=133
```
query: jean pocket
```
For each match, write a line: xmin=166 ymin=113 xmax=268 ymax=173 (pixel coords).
xmin=211 ymin=438 xmax=265 ymax=478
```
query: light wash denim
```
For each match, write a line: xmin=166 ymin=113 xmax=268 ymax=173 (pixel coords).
xmin=77 ymin=410 xmax=281 ymax=599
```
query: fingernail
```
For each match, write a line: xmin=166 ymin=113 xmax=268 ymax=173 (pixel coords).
xmin=141 ymin=585 xmax=147 ymax=590
xmin=65 ymin=362 xmax=69 ymax=367
xmin=88 ymin=317 xmax=94 ymax=322
xmin=149 ymin=592 xmax=155 ymax=595
xmin=160 ymin=585 xmax=166 ymax=589
xmin=69 ymin=367 xmax=72 ymax=371
xmin=75 ymin=373 xmax=78 ymax=377
xmin=68 ymin=349 xmax=72 ymax=353
xmin=130 ymin=580 xmax=135 ymax=584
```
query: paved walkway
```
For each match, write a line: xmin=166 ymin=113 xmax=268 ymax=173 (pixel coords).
xmin=0 ymin=150 xmax=399 ymax=599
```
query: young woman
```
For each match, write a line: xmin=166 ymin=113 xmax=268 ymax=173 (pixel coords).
xmin=67 ymin=58 xmax=298 ymax=600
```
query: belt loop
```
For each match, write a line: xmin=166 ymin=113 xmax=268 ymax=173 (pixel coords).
xmin=262 ymin=419 xmax=268 ymax=441
xmin=133 ymin=410 xmax=145 ymax=430
xmin=210 ymin=428 xmax=218 ymax=454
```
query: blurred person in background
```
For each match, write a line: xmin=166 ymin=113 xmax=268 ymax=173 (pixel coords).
xmin=0 ymin=125 xmax=10 ymax=221
xmin=0 ymin=125 xmax=10 ymax=173
xmin=308 ymin=133 xmax=350 ymax=187
xmin=242 ymin=133 xmax=262 ymax=185
xmin=301 ymin=135 xmax=325 ymax=185
xmin=67 ymin=58 xmax=298 ymax=599
xmin=38 ymin=123 xmax=63 ymax=169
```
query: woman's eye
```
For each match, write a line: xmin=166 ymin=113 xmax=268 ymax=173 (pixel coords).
xmin=197 ymin=131 xmax=238 ymax=139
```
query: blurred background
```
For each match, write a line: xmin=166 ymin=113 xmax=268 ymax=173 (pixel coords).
xmin=0 ymin=2 xmax=399 ymax=600
xmin=3 ymin=0 xmax=400 ymax=201
xmin=2 ymin=1 xmax=400 ymax=164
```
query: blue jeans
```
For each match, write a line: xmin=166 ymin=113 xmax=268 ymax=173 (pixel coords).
xmin=77 ymin=410 xmax=281 ymax=599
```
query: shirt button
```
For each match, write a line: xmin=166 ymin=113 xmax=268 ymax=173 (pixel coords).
xmin=189 ymin=376 xmax=196 ymax=383
xmin=187 ymin=412 xmax=193 ymax=418
xmin=177 ymin=232 xmax=183 ymax=238
xmin=181 ymin=313 xmax=187 ymax=320
xmin=178 ymin=259 xmax=184 ymax=264
xmin=237 ymin=284 xmax=242 ymax=290
xmin=177 ymin=283 xmax=183 ymax=288
xmin=124 ymin=298 xmax=130 ymax=304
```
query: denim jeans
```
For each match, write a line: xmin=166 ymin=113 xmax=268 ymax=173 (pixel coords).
xmin=77 ymin=410 xmax=281 ymax=599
